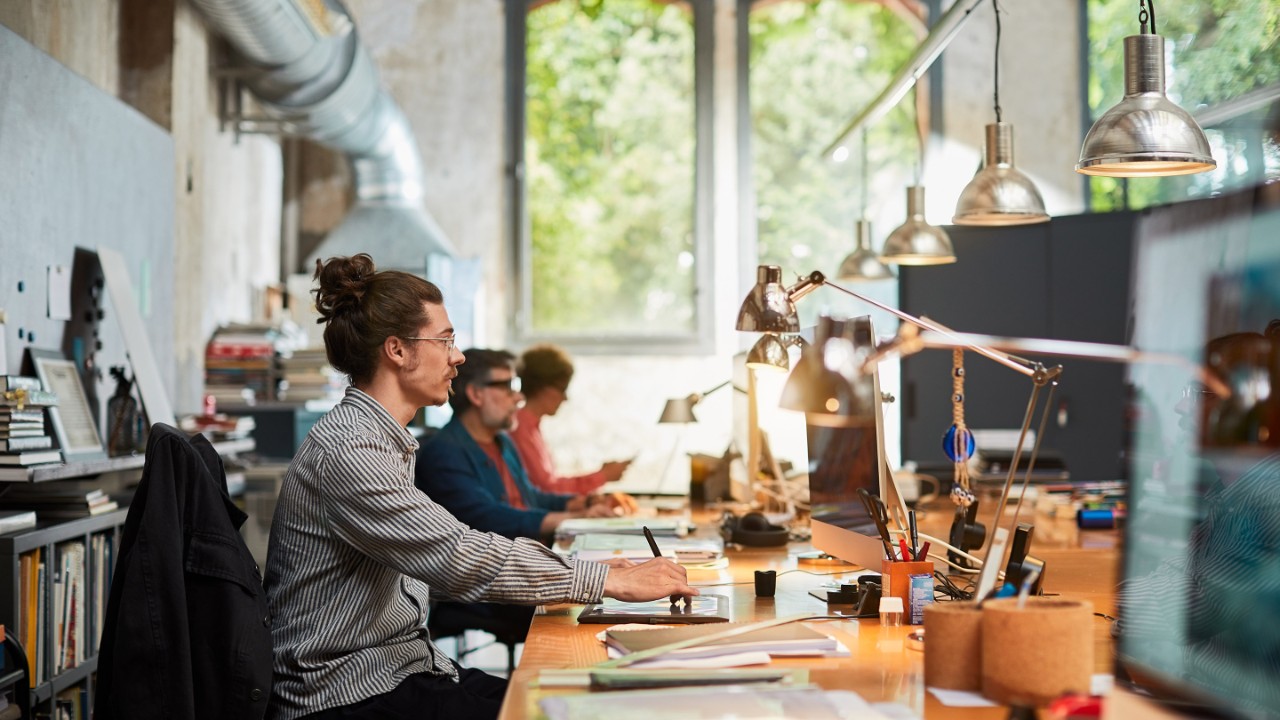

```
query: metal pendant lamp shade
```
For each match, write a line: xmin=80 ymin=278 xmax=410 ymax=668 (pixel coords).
xmin=736 ymin=265 xmax=801 ymax=332
xmin=746 ymin=333 xmax=791 ymax=373
xmin=837 ymin=220 xmax=896 ymax=281
xmin=954 ymin=123 xmax=1050 ymax=225
xmin=779 ymin=316 xmax=876 ymax=426
xmin=1077 ymin=34 xmax=1215 ymax=177
xmin=880 ymin=186 xmax=957 ymax=266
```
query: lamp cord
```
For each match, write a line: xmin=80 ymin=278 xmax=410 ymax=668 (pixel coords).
xmin=1139 ymin=0 xmax=1157 ymax=35
xmin=859 ymin=130 xmax=868 ymax=222
xmin=993 ymin=0 xmax=1002 ymax=123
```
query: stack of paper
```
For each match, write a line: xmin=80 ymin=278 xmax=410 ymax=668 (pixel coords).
xmin=540 ymin=685 xmax=891 ymax=720
xmin=604 ymin=621 xmax=848 ymax=668
xmin=569 ymin=533 xmax=723 ymax=563
xmin=555 ymin=516 xmax=688 ymax=538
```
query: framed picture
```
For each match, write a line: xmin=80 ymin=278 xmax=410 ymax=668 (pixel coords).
xmin=28 ymin=349 xmax=107 ymax=462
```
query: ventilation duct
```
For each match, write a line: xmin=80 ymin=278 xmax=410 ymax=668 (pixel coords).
xmin=189 ymin=0 xmax=455 ymax=274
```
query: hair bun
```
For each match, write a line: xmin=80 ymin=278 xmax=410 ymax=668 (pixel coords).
xmin=313 ymin=254 xmax=377 ymax=323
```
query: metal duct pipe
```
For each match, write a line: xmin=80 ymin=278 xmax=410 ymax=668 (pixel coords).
xmin=189 ymin=0 xmax=454 ymax=270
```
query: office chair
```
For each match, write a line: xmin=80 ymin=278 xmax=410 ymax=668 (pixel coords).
xmin=427 ymin=601 xmax=534 ymax=676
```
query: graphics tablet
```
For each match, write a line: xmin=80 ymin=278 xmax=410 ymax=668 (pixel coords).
xmin=576 ymin=595 xmax=730 ymax=625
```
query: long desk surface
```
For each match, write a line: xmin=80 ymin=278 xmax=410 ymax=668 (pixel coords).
xmin=499 ymin=504 xmax=1120 ymax=719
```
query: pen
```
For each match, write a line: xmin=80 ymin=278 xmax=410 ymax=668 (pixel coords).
xmin=898 ymin=538 xmax=912 ymax=564
xmin=916 ymin=541 xmax=931 ymax=562
xmin=642 ymin=526 xmax=663 ymax=558
xmin=908 ymin=510 xmax=918 ymax=560
xmin=644 ymin=526 xmax=681 ymax=605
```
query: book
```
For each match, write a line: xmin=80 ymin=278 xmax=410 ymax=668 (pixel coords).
xmin=0 ymin=511 xmax=37 ymax=534
xmin=0 ymin=389 xmax=58 ymax=407
xmin=0 ymin=376 xmax=43 ymax=392
xmin=605 ymin=621 xmax=847 ymax=661
xmin=0 ymin=435 xmax=54 ymax=451
xmin=0 ymin=464 xmax=61 ymax=481
xmin=0 ymin=450 xmax=63 ymax=466
xmin=0 ymin=408 xmax=44 ymax=423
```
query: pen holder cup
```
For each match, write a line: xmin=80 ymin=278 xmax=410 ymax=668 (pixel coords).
xmin=923 ymin=601 xmax=983 ymax=691
xmin=981 ymin=597 xmax=1094 ymax=706
xmin=880 ymin=560 xmax=933 ymax=625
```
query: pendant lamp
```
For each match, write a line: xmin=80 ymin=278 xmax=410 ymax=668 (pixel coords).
xmin=837 ymin=131 xmax=896 ymax=280
xmin=881 ymin=185 xmax=956 ymax=266
xmin=1076 ymin=0 xmax=1215 ymax=177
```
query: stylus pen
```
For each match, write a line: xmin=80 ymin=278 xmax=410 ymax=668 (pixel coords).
xmin=643 ymin=526 xmax=662 ymax=558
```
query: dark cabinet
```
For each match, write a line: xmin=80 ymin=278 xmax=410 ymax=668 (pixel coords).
xmin=898 ymin=210 xmax=1137 ymax=482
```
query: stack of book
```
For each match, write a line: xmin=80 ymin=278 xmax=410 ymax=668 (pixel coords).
xmin=205 ymin=325 xmax=280 ymax=405
xmin=0 ymin=485 xmax=120 ymax=520
xmin=0 ymin=375 xmax=62 ymax=479
xmin=278 ymin=348 xmax=345 ymax=402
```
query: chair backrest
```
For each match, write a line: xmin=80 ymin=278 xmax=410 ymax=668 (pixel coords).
xmin=3 ymin=633 xmax=30 ymax=717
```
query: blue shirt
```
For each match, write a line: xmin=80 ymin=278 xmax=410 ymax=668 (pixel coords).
xmin=415 ymin=416 xmax=573 ymax=540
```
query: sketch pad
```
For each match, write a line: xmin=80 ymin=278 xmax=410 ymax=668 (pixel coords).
xmin=577 ymin=595 xmax=730 ymax=625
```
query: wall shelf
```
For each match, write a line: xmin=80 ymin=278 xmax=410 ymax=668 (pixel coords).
xmin=15 ymin=438 xmax=254 ymax=484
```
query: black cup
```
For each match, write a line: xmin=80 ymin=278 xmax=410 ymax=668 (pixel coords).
xmin=754 ymin=569 xmax=777 ymax=598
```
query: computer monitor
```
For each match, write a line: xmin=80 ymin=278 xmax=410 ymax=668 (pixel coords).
xmin=1117 ymin=183 xmax=1280 ymax=718
xmin=805 ymin=315 xmax=908 ymax=570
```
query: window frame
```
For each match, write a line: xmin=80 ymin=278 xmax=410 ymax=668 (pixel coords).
xmin=506 ymin=0 xmax=716 ymax=354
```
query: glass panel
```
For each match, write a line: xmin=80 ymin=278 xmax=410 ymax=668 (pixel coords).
xmin=525 ymin=0 xmax=697 ymax=336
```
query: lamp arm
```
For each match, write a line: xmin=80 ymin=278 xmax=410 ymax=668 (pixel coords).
xmin=699 ymin=379 xmax=734 ymax=398
xmin=801 ymin=271 xmax=1040 ymax=379
xmin=910 ymin=330 xmax=1231 ymax=397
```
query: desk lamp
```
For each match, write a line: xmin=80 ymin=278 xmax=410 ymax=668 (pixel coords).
xmin=658 ymin=381 xmax=741 ymax=495
xmin=736 ymin=265 xmax=1227 ymax=579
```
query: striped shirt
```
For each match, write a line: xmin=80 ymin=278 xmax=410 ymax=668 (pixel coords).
xmin=264 ymin=388 xmax=608 ymax=719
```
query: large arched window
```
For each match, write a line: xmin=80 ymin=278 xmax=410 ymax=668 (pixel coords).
xmin=510 ymin=0 xmax=713 ymax=349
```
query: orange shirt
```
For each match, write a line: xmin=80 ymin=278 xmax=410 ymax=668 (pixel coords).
xmin=509 ymin=407 xmax=608 ymax=496
xmin=477 ymin=439 xmax=526 ymax=510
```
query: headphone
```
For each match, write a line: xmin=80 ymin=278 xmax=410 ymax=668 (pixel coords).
xmin=722 ymin=511 xmax=790 ymax=547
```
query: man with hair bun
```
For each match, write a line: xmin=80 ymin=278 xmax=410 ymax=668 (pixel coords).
xmin=263 ymin=255 xmax=696 ymax=720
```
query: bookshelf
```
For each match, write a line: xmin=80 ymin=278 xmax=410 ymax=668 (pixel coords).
xmin=6 ymin=439 xmax=254 ymax=484
xmin=0 ymin=509 xmax=126 ymax=716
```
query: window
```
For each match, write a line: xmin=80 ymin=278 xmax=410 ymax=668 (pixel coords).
xmin=510 ymin=0 xmax=713 ymax=349
xmin=748 ymin=0 xmax=924 ymax=280
xmin=1086 ymin=0 xmax=1280 ymax=211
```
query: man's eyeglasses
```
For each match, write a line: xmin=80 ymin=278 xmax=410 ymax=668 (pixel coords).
xmin=401 ymin=335 xmax=457 ymax=353
xmin=482 ymin=377 xmax=522 ymax=394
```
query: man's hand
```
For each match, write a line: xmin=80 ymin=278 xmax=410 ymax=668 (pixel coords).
xmin=602 ymin=557 xmax=699 ymax=603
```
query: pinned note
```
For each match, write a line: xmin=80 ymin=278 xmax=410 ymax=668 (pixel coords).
xmin=47 ymin=265 xmax=71 ymax=320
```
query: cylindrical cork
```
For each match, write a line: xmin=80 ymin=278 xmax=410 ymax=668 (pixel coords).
xmin=981 ymin=597 xmax=1094 ymax=705
xmin=923 ymin=601 xmax=983 ymax=690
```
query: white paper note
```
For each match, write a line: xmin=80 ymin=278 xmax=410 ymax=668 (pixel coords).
xmin=47 ymin=265 xmax=71 ymax=321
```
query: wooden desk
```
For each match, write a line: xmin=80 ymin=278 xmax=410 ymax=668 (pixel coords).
xmin=500 ymin=507 xmax=1120 ymax=719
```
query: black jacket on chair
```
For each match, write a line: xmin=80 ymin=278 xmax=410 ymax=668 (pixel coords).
xmin=94 ymin=423 xmax=272 ymax=720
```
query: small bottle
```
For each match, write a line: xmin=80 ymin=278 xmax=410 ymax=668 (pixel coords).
xmin=879 ymin=596 xmax=904 ymax=628
xmin=106 ymin=366 xmax=139 ymax=456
